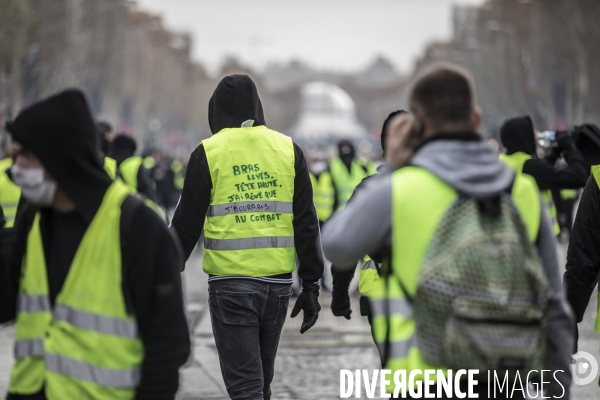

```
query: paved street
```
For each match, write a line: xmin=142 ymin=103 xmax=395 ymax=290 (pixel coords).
xmin=1 ymin=244 xmax=599 ymax=399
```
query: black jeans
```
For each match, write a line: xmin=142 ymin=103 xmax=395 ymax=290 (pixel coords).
xmin=208 ymin=279 xmax=292 ymax=400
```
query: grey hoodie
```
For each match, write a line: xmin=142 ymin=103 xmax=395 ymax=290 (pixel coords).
xmin=322 ymin=138 xmax=574 ymax=398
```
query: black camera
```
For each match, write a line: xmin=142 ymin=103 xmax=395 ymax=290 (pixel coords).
xmin=536 ymin=124 xmax=600 ymax=167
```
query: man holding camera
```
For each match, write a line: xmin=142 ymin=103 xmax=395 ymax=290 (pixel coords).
xmin=500 ymin=115 xmax=588 ymax=235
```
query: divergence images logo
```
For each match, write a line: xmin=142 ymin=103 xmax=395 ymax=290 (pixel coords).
xmin=571 ymin=351 xmax=599 ymax=386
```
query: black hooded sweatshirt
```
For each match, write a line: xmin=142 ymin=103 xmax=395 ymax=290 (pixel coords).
xmin=500 ymin=115 xmax=587 ymax=190
xmin=0 ymin=90 xmax=190 ymax=400
xmin=171 ymin=75 xmax=323 ymax=283
xmin=109 ymin=135 xmax=156 ymax=201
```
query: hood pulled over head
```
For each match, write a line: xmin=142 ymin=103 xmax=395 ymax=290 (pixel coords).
xmin=109 ymin=134 xmax=137 ymax=163
xmin=500 ymin=115 xmax=536 ymax=156
xmin=208 ymin=74 xmax=266 ymax=134
xmin=6 ymin=89 xmax=112 ymax=220
xmin=411 ymin=139 xmax=515 ymax=199
xmin=337 ymin=139 xmax=356 ymax=163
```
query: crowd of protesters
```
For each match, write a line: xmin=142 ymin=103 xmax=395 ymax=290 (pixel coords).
xmin=1 ymin=63 xmax=600 ymax=400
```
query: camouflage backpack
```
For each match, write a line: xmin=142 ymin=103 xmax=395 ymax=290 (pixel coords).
xmin=411 ymin=193 xmax=550 ymax=375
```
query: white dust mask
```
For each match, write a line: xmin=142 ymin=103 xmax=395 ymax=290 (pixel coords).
xmin=11 ymin=165 xmax=57 ymax=206
xmin=310 ymin=161 xmax=328 ymax=175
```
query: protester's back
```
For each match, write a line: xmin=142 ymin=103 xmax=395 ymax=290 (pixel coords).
xmin=322 ymin=63 xmax=573 ymax=399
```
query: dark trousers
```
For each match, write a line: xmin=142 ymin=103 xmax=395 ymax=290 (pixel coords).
xmin=208 ymin=279 xmax=292 ymax=400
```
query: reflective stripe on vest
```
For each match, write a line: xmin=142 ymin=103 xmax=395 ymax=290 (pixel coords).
xmin=10 ymin=181 xmax=143 ymax=398
xmin=0 ymin=158 xmax=21 ymax=228
xmin=201 ymin=126 xmax=296 ymax=277
xmin=53 ymin=304 xmax=138 ymax=338
xmin=329 ymin=157 xmax=370 ymax=210
xmin=18 ymin=294 xmax=51 ymax=313
xmin=14 ymin=339 xmax=45 ymax=358
xmin=371 ymin=166 xmax=541 ymax=391
xmin=370 ymin=298 xmax=413 ymax=318
xmin=208 ymin=201 xmax=293 ymax=217
xmin=46 ymin=353 xmax=140 ymax=388
xmin=205 ymin=236 xmax=294 ymax=251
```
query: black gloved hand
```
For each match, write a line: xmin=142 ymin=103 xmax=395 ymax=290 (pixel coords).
xmin=331 ymin=290 xmax=352 ymax=320
xmin=556 ymin=130 xmax=575 ymax=151
xmin=290 ymin=281 xmax=321 ymax=334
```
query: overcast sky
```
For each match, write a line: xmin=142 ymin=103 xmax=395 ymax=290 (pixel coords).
xmin=136 ymin=0 xmax=486 ymax=75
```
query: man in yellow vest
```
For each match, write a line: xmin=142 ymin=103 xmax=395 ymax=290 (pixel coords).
xmin=171 ymin=75 xmax=324 ymax=400
xmin=108 ymin=134 xmax=156 ymax=200
xmin=330 ymin=140 xmax=375 ymax=210
xmin=0 ymin=89 xmax=190 ymax=400
xmin=308 ymin=154 xmax=336 ymax=225
xmin=499 ymin=115 xmax=587 ymax=236
xmin=322 ymin=64 xmax=572 ymax=398
xmin=330 ymin=110 xmax=406 ymax=364
xmin=327 ymin=141 xmax=376 ymax=291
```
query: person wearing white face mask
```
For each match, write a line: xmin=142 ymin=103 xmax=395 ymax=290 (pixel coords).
xmin=10 ymin=161 xmax=57 ymax=206
xmin=0 ymin=89 xmax=190 ymax=400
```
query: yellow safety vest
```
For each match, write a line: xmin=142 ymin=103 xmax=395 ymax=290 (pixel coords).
xmin=0 ymin=158 xmax=21 ymax=228
xmin=371 ymin=167 xmax=540 ymax=392
xmin=118 ymin=156 xmax=165 ymax=220
xmin=142 ymin=156 xmax=155 ymax=170
xmin=201 ymin=126 xmax=296 ymax=277
xmin=357 ymin=172 xmax=383 ymax=298
xmin=500 ymin=152 xmax=560 ymax=235
xmin=119 ymin=156 xmax=143 ymax=191
xmin=589 ymin=165 xmax=600 ymax=333
xmin=104 ymin=157 xmax=118 ymax=180
xmin=9 ymin=181 xmax=143 ymax=399
xmin=309 ymin=171 xmax=335 ymax=222
xmin=358 ymin=256 xmax=381 ymax=298
xmin=560 ymin=188 xmax=579 ymax=200
xmin=171 ymin=160 xmax=185 ymax=190
xmin=329 ymin=157 xmax=371 ymax=210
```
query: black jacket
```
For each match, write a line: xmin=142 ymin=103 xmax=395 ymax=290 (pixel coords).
xmin=500 ymin=115 xmax=588 ymax=190
xmin=1 ymin=90 xmax=189 ymax=400
xmin=171 ymin=75 xmax=323 ymax=282
xmin=564 ymin=175 xmax=600 ymax=323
